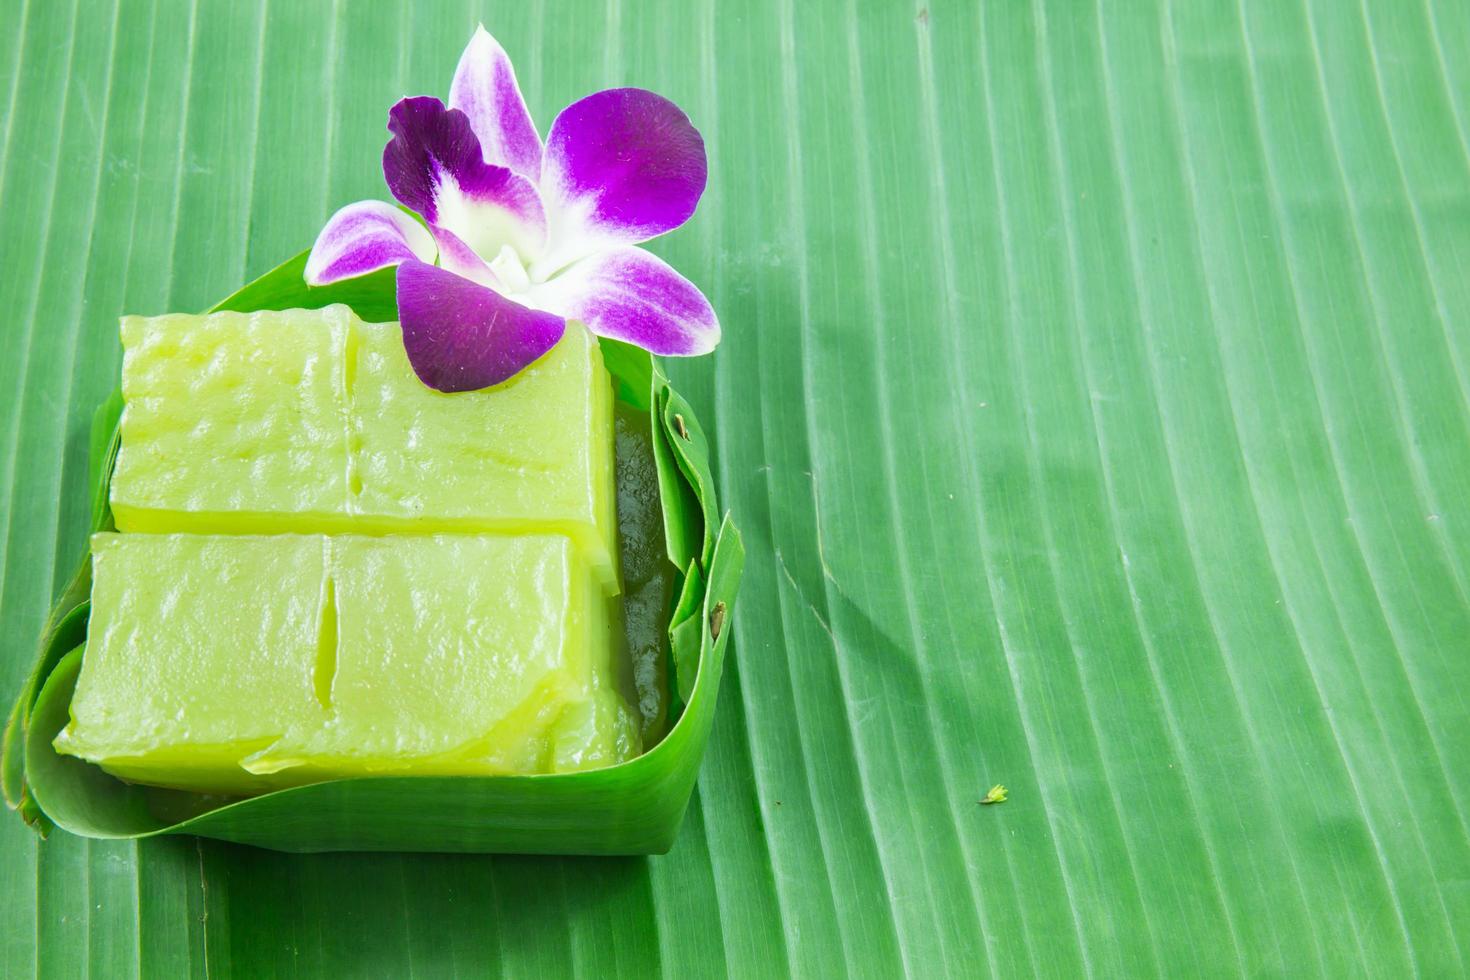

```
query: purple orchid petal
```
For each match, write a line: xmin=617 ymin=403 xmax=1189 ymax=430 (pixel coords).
xmin=304 ymin=200 xmax=436 ymax=285
xmin=396 ymin=259 xmax=566 ymax=392
xmin=449 ymin=25 xmax=543 ymax=181
xmin=383 ymin=96 xmax=547 ymax=262
xmin=536 ymin=89 xmax=707 ymax=274
xmin=524 ymin=246 xmax=719 ymax=356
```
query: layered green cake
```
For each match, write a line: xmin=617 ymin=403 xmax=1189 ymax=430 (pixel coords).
xmin=57 ymin=306 xmax=639 ymax=795
xmin=110 ymin=307 xmax=619 ymax=589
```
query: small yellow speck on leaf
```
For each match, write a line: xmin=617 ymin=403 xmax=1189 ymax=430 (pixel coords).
xmin=980 ymin=784 xmax=1008 ymax=805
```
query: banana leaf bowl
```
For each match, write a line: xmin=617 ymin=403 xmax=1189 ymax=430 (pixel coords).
xmin=1 ymin=251 xmax=743 ymax=855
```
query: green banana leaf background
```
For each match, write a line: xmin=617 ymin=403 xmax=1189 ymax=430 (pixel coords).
xmin=3 ymin=0 xmax=1468 ymax=975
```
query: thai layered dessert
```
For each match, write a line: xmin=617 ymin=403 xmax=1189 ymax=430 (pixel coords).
xmin=55 ymin=305 xmax=640 ymax=795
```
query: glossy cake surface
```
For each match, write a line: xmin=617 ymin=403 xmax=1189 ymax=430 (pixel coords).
xmin=58 ymin=533 xmax=638 ymax=795
xmin=110 ymin=307 xmax=618 ymax=588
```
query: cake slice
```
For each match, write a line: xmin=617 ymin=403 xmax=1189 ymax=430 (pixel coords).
xmin=56 ymin=533 xmax=640 ymax=795
xmin=108 ymin=307 xmax=620 ymax=590
xmin=247 ymin=533 xmax=635 ymax=779
xmin=54 ymin=533 xmax=332 ymax=795
xmin=110 ymin=308 xmax=354 ymax=534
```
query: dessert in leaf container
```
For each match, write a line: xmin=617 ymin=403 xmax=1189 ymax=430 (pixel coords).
xmin=1 ymin=27 xmax=742 ymax=854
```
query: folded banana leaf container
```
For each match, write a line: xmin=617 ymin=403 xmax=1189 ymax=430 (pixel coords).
xmin=0 ymin=251 xmax=744 ymax=855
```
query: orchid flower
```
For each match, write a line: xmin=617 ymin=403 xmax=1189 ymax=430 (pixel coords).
xmin=304 ymin=26 xmax=719 ymax=392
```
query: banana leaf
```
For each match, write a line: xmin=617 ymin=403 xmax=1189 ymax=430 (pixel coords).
xmin=3 ymin=0 xmax=1469 ymax=974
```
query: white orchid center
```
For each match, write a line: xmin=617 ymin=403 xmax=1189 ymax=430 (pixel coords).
xmin=488 ymin=244 xmax=533 ymax=293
